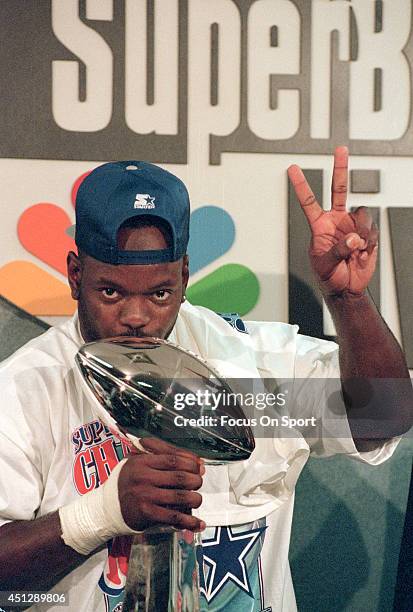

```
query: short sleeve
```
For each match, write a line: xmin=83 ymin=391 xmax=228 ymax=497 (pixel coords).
xmin=0 ymin=432 xmax=43 ymax=526
xmin=291 ymin=333 xmax=399 ymax=463
xmin=0 ymin=372 xmax=45 ymax=526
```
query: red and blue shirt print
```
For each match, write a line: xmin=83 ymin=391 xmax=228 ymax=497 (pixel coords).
xmin=71 ymin=421 xmax=270 ymax=612
xmin=71 ymin=420 xmax=133 ymax=612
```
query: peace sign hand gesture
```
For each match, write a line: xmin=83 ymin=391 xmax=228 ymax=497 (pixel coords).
xmin=287 ymin=146 xmax=378 ymax=297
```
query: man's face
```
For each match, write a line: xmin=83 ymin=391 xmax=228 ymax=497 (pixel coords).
xmin=67 ymin=225 xmax=189 ymax=342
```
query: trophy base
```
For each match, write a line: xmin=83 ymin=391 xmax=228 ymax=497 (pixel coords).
xmin=123 ymin=529 xmax=201 ymax=612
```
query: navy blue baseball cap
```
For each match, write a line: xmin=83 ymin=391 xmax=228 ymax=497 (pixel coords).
xmin=75 ymin=161 xmax=190 ymax=264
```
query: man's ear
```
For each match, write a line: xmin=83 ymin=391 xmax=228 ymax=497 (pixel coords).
xmin=181 ymin=255 xmax=189 ymax=299
xmin=67 ymin=251 xmax=82 ymax=300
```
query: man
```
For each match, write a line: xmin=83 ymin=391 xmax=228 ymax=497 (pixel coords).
xmin=0 ymin=148 xmax=411 ymax=611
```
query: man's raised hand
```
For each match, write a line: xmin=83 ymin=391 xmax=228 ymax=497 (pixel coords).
xmin=287 ymin=146 xmax=378 ymax=296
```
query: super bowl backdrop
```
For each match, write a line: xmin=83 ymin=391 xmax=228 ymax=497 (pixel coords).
xmin=1 ymin=3 xmax=413 ymax=612
xmin=1 ymin=0 xmax=412 ymax=365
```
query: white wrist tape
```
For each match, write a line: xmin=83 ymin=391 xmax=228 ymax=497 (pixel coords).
xmin=59 ymin=458 xmax=139 ymax=555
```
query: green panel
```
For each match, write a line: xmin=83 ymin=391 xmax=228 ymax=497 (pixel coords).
xmin=290 ymin=438 xmax=413 ymax=612
xmin=187 ymin=264 xmax=260 ymax=316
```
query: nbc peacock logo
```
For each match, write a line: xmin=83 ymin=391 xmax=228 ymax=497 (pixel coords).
xmin=0 ymin=170 xmax=260 ymax=318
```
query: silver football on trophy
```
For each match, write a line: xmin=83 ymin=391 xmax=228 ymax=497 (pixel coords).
xmin=75 ymin=337 xmax=255 ymax=463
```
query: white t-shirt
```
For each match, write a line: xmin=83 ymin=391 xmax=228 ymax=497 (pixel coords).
xmin=0 ymin=302 xmax=397 ymax=612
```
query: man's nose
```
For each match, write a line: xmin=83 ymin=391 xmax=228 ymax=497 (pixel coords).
xmin=119 ymin=297 xmax=151 ymax=332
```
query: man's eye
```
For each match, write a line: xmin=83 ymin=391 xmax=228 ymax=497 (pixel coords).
xmin=102 ymin=288 xmax=119 ymax=299
xmin=153 ymin=289 xmax=170 ymax=301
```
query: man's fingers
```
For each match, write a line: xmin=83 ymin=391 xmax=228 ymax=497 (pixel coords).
xmin=143 ymin=453 xmax=203 ymax=475
xmin=331 ymin=146 xmax=348 ymax=211
xmin=288 ymin=164 xmax=323 ymax=226
xmin=140 ymin=437 xmax=202 ymax=464
xmin=358 ymin=245 xmax=378 ymax=270
xmin=143 ymin=504 xmax=206 ymax=532
xmin=351 ymin=206 xmax=373 ymax=237
xmin=351 ymin=207 xmax=378 ymax=253
xmin=314 ymin=227 xmax=377 ymax=281
xmin=289 ymin=146 xmax=349 ymax=222
xmin=335 ymin=233 xmax=364 ymax=258
xmin=314 ymin=233 xmax=364 ymax=280
xmin=143 ymin=468 xmax=203 ymax=491
xmin=365 ymin=224 xmax=379 ymax=255
xmin=139 ymin=488 xmax=203 ymax=509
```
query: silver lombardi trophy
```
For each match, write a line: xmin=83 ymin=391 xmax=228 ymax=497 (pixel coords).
xmin=75 ymin=336 xmax=255 ymax=612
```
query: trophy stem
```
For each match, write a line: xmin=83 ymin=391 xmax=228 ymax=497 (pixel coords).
xmin=123 ymin=529 xmax=201 ymax=612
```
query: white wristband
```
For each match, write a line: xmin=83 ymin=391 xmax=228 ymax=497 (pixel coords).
xmin=59 ymin=458 xmax=139 ymax=555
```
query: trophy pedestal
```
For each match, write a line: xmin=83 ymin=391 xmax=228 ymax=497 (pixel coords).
xmin=123 ymin=529 xmax=201 ymax=612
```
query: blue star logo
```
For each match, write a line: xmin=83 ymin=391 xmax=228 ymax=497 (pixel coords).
xmin=197 ymin=525 xmax=266 ymax=603
xmin=144 ymin=195 xmax=155 ymax=206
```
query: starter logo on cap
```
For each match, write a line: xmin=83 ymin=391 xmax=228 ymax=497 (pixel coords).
xmin=134 ymin=193 xmax=156 ymax=209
